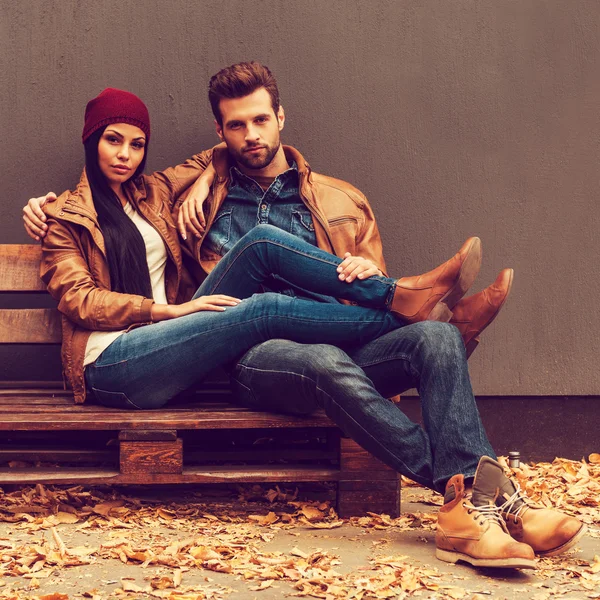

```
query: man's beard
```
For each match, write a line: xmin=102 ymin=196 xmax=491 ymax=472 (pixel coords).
xmin=233 ymin=140 xmax=280 ymax=170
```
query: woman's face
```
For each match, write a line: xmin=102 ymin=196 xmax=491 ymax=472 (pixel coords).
xmin=97 ymin=123 xmax=146 ymax=191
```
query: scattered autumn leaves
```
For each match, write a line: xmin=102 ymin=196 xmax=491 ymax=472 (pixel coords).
xmin=0 ymin=455 xmax=598 ymax=599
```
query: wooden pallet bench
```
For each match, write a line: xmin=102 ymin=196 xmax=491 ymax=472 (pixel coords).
xmin=0 ymin=244 xmax=400 ymax=517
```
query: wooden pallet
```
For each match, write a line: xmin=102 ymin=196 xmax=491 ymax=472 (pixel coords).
xmin=0 ymin=244 xmax=400 ymax=516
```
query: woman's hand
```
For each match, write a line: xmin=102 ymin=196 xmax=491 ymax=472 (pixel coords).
xmin=337 ymin=253 xmax=383 ymax=283
xmin=23 ymin=192 xmax=56 ymax=241
xmin=177 ymin=162 xmax=217 ymax=240
xmin=151 ymin=294 xmax=242 ymax=321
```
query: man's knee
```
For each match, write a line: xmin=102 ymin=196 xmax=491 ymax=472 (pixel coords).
xmin=232 ymin=341 xmax=355 ymax=416
xmin=411 ymin=321 xmax=465 ymax=362
xmin=241 ymin=340 xmax=353 ymax=380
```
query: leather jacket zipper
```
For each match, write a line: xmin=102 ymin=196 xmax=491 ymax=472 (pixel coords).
xmin=327 ymin=216 xmax=358 ymax=226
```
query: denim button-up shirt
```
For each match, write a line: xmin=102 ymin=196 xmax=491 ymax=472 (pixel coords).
xmin=205 ymin=162 xmax=338 ymax=302
xmin=205 ymin=162 xmax=317 ymax=256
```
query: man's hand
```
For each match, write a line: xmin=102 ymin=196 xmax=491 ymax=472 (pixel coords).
xmin=337 ymin=253 xmax=383 ymax=283
xmin=177 ymin=163 xmax=216 ymax=240
xmin=23 ymin=192 xmax=55 ymax=241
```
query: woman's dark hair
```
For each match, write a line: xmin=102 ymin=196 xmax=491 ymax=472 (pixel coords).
xmin=84 ymin=128 xmax=153 ymax=298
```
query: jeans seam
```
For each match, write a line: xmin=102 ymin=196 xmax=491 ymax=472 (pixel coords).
xmin=230 ymin=375 xmax=257 ymax=402
xmin=90 ymin=358 xmax=128 ymax=369
xmin=234 ymin=365 xmax=430 ymax=486
xmin=356 ymin=353 xmax=420 ymax=380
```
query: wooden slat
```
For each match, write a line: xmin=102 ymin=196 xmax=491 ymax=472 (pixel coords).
xmin=0 ymin=464 xmax=341 ymax=485
xmin=118 ymin=430 xmax=178 ymax=441
xmin=0 ymin=448 xmax=115 ymax=463
xmin=0 ymin=409 xmax=334 ymax=431
xmin=0 ymin=308 xmax=61 ymax=343
xmin=0 ymin=382 xmax=66 ymax=391
xmin=0 ymin=447 xmax=337 ymax=464
xmin=0 ymin=245 xmax=45 ymax=291
xmin=0 ymin=404 xmax=263 ymax=414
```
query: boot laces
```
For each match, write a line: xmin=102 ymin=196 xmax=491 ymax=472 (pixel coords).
xmin=497 ymin=482 xmax=530 ymax=521
xmin=464 ymin=501 xmax=504 ymax=527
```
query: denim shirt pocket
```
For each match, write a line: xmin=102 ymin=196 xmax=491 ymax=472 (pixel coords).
xmin=206 ymin=209 xmax=233 ymax=255
xmin=290 ymin=209 xmax=315 ymax=237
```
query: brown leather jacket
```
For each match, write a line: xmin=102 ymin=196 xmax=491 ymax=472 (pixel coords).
xmin=41 ymin=151 xmax=213 ymax=403
xmin=179 ymin=145 xmax=388 ymax=280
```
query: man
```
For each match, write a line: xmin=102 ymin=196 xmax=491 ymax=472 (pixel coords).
xmin=23 ymin=62 xmax=584 ymax=568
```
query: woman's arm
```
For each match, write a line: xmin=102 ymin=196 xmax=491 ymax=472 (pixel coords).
xmin=150 ymin=294 xmax=241 ymax=321
xmin=42 ymin=217 xmax=241 ymax=329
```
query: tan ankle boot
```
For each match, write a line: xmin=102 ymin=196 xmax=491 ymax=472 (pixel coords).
xmin=450 ymin=268 xmax=514 ymax=357
xmin=436 ymin=473 xmax=536 ymax=569
xmin=391 ymin=237 xmax=481 ymax=323
xmin=476 ymin=456 xmax=587 ymax=556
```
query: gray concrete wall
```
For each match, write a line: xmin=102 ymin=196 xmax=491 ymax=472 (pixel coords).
xmin=1 ymin=0 xmax=598 ymax=395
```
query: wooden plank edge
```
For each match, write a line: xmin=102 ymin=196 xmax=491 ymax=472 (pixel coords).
xmin=0 ymin=465 xmax=342 ymax=485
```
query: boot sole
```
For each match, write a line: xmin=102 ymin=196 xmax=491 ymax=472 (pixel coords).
xmin=535 ymin=523 xmax=587 ymax=557
xmin=436 ymin=548 xmax=536 ymax=569
xmin=429 ymin=237 xmax=482 ymax=320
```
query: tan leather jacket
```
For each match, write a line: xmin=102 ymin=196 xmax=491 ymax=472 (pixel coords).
xmin=40 ymin=151 xmax=213 ymax=403
xmin=179 ymin=145 xmax=388 ymax=279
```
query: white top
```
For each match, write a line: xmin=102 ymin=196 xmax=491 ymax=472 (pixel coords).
xmin=83 ymin=202 xmax=168 ymax=367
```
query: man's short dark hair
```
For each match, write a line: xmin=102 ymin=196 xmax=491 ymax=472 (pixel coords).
xmin=208 ymin=61 xmax=280 ymax=125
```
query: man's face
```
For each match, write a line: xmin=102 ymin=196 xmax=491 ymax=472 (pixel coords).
xmin=216 ymin=87 xmax=285 ymax=171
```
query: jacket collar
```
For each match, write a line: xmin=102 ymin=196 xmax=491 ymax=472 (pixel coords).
xmin=44 ymin=169 xmax=150 ymax=259
xmin=46 ymin=169 xmax=147 ymax=221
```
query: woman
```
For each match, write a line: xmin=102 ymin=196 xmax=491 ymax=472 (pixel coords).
xmin=38 ymin=88 xmax=483 ymax=409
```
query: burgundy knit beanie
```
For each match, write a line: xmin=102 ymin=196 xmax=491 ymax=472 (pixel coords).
xmin=82 ymin=88 xmax=151 ymax=143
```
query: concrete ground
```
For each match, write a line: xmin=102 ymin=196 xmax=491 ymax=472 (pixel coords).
xmin=0 ymin=486 xmax=598 ymax=600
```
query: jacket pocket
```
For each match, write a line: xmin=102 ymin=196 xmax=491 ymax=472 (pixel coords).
xmin=327 ymin=216 xmax=358 ymax=227
xmin=91 ymin=387 xmax=143 ymax=410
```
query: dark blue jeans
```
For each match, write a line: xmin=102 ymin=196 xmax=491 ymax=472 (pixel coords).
xmin=85 ymin=225 xmax=404 ymax=410
xmin=230 ymin=325 xmax=496 ymax=493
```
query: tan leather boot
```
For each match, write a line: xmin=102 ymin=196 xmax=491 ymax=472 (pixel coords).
xmin=391 ymin=237 xmax=482 ymax=323
xmin=476 ymin=456 xmax=587 ymax=556
xmin=450 ymin=268 xmax=513 ymax=357
xmin=436 ymin=472 xmax=536 ymax=569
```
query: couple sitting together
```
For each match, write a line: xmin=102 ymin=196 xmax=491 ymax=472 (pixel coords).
xmin=22 ymin=61 xmax=585 ymax=569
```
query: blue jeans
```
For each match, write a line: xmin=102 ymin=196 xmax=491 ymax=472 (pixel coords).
xmin=230 ymin=325 xmax=497 ymax=493
xmin=85 ymin=225 xmax=404 ymax=410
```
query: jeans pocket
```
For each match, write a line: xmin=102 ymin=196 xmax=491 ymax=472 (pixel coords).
xmin=91 ymin=387 xmax=143 ymax=410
